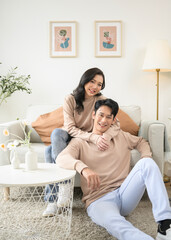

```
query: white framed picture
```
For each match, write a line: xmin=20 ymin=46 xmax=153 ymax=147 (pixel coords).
xmin=49 ymin=21 xmax=77 ymax=57
xmin=95 ymin=21 xmax=122 ymax=57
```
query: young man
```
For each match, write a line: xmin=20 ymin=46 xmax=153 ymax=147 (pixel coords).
xmin=56 ymin=99 xmax=171 ymax=240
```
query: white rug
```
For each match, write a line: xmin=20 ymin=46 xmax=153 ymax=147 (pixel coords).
xmin=0 ymin=186 xmax=170 ymax=240
xmin=69 ymin=187 xmax=171 ymax=240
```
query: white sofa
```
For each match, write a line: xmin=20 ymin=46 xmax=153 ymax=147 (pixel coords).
xmin=0 ymin=104 xmax=171 ymax=187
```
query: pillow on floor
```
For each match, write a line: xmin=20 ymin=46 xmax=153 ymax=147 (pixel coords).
xmin=32 ymin=107 xmax=139 ymax=145
xmin=32 ymin=106 xmax=64 ymax=145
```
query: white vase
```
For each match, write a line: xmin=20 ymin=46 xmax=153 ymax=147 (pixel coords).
xmin=10 ymin=150 xmax=20 ymax=169
xmin=25 ymin=147 xmax=38 ymax=171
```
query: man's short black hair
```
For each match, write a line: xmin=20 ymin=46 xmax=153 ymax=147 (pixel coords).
xmin=94 ymin=99 xmax=119 ymax=118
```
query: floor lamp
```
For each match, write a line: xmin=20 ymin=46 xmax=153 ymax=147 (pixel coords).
xmin=142 ymin=39 xmax=171 ymax=120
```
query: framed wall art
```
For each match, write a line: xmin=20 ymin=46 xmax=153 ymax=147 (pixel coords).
xmin=49 ymin=21 xmax=77 ymax=57
xmin=95 ymin=21 xmax=122 ymax=57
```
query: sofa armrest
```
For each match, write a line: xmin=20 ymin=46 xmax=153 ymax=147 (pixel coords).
xmin=0 ymin=120 xmax=25 ymax=166
xmin=139 ymin=121 xmax=165 ymax=174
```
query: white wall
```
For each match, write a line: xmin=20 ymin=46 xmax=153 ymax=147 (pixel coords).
xmin=0 ymin=0 xmax=171 ymax=129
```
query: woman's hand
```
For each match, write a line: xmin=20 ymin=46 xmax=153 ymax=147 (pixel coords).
xmin=96 ymin=136 xmax=109 ymax=151
xmin=82 ymin=168 xmax=100 ymax=190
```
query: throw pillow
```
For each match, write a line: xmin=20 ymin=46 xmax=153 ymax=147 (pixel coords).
xmin=32 ymin=106 xmax=139 ymax=145
xmin=31 ymin=106 xmax=64 ymax=145
xmin=116 ymin=109 xmax=139 ymax=136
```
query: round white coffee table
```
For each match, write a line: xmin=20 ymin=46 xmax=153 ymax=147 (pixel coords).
xmin=0 ymin=163 xmax=76 ymax=240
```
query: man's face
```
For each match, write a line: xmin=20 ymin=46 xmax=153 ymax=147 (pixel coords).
xmin=92 ymin=105 xmax=115 ymax=134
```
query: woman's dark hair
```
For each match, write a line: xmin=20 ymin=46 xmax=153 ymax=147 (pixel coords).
xmin=72 ymin=68 xmax=105 ymax=113
xmin=94 ymin=99 xmax=119 ymax=119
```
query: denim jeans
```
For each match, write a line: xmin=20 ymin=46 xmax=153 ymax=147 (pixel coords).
xmin=44 ymin=128 xmax=71 ymax=202
xmin=87 ymin=158 xmax=171 ymax=240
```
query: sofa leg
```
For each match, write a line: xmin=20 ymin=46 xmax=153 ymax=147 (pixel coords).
xmin=3 ymin=187 xmax=10 ymax=201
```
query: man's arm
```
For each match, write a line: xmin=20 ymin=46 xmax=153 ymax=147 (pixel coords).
xmin=123 ymin=131 xmax=152 ymax=158
xmin=56 ymin=138 xmax=88 ymax=172
xmin=56 ymin=138 xmax=100 ymax=190
xmin=81 ymin=168 xmax=100 ymax=190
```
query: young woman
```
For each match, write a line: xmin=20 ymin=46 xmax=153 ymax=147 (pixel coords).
xmin=43 ymin=67 xmax=110 ymax=217
xmin=45 ymin=67 xmax=110 ymax=163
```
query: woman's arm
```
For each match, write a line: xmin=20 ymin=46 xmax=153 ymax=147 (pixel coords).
xmin=63 ymin=95 xmax=100 ymax=143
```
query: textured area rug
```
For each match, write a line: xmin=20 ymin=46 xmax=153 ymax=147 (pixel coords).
xmin=0 ymin=186 xmax=170 ymax=240
xmin=69 ymin=187 xmax=171 ymax=240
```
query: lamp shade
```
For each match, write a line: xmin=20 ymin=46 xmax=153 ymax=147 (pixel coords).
xmin=142 ymin=39 xmax=171 ymax=72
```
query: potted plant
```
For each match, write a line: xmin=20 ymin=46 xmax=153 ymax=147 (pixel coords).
xmin=0 ymin=64 xmax=32 ymax=105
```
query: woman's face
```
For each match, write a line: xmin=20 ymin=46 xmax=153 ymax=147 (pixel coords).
xmin=84 ymin=74 xmax=103 ymax=98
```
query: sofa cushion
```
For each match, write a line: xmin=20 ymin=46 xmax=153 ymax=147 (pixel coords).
xmin=26 ymin=104 xmax=62 ymax=143
xmin=26 ymin=125 xmax=43 ymax=143
xmin=26 ymin=104 xmax=60 ymax=122
xmin=116 ymin=109 xmax=139 ymax=136
xmin=31 ymin=106 xmax=64 ymax=145
xmin=120 ymin=105 xmax=141 ymax=126
xmin=30 ymin=105 xmax=140 ymax=145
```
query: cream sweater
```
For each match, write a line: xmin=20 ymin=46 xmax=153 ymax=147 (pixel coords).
xmin=57 ymin=121 xmax=152 ymax=208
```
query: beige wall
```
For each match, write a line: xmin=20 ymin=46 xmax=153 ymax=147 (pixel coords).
xmin=0 ymin=0 xmax=171 ymax=129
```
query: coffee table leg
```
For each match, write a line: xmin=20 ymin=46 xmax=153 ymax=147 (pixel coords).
xmin=3 ymin=187 xmax=10 ymax=201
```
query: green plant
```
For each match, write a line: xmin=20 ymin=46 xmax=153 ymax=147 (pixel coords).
xmin=59 ymin=29 xmax=67 ymax=37
xmin=104 ymin=32 xmax=109 ymax=38
xmin=0 ymin=66 xmax=32 ymax=105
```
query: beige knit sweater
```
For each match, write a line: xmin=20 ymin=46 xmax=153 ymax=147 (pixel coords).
xmin=57 ymin=121 xmax=152 ymax=208
xmin=63 ymin=94 xmax=106 ymax=143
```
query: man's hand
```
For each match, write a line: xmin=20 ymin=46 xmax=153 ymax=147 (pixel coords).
xmin=82 ymin=168 xmax=100 ymax=190
xmin=96 ymin=136 xmax=109 ymax=151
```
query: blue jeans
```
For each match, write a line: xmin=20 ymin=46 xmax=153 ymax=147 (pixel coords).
xmin=44 ymin=128 xmax=71 ymax=202
xmin=87 ymin=158 xmax=171 ymax=240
